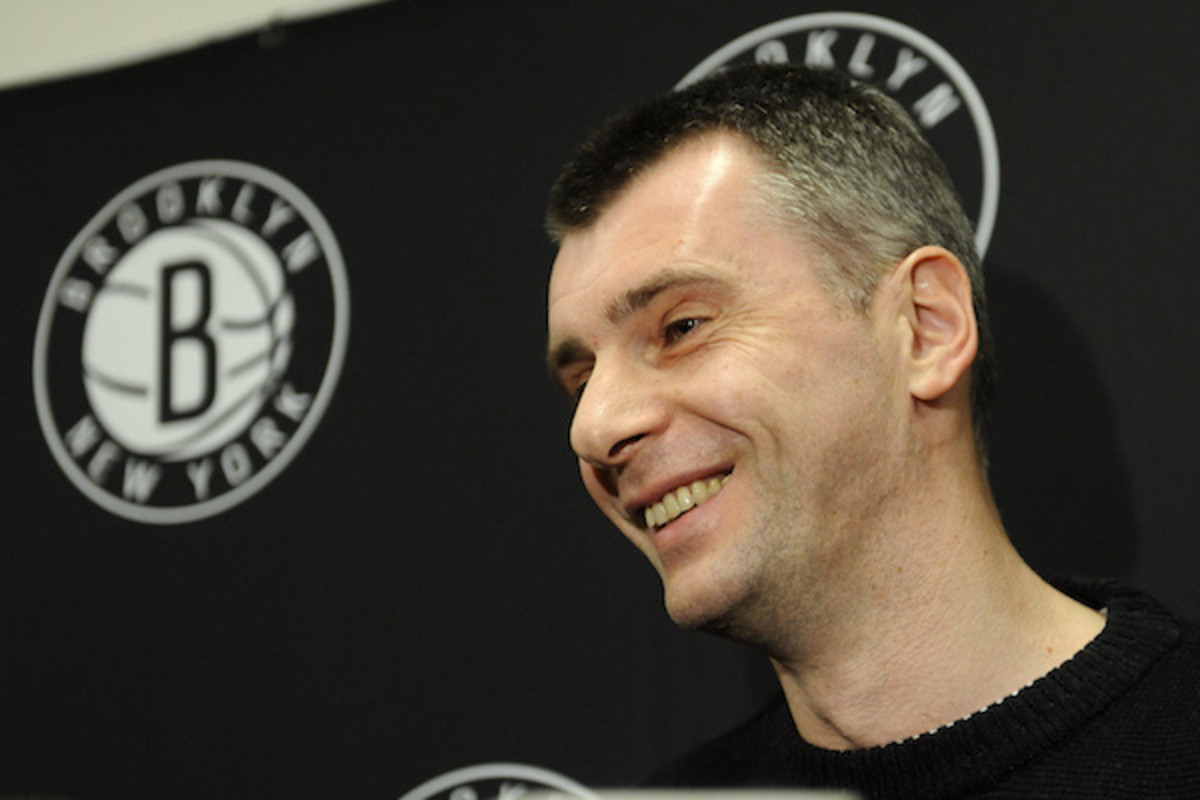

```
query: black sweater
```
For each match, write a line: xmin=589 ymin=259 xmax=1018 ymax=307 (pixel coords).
xmin=648 ymin=581 xmax=1200 ymax=798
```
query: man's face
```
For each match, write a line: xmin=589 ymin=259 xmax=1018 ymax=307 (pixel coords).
xmin=547 ymin=133 xmax=910 ymax=639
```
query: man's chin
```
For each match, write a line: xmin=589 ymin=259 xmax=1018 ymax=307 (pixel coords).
xmin=663 ymin=582 xmax=751 ymax=637
xmin=663 ymin=572 xmax=787 ymax=654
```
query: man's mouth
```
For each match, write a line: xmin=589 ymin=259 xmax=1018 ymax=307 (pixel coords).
xmin=642 ymin=472 xmax=731 ymax=531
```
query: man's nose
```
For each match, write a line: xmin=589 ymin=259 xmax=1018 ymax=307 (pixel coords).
xmin=569 ymin=357 xmax=666 ymax=469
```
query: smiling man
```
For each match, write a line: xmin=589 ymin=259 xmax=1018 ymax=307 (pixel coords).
xmin=544 ymin=65 xmax=1200 ymax=797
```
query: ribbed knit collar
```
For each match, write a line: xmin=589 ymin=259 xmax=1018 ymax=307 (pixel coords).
xmin=757 ymin=580 xmax=1181 ymax=799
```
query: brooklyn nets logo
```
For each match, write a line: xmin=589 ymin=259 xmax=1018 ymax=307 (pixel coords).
xmin=33 ymin=160 xmax=350 ymax=525
xmin=680 ymin=11 xmax=1000 ymax=258
xmin=397 ymin=763 xmax=597 ymax=800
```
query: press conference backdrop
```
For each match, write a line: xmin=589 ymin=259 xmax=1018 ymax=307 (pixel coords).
xmin=3 ymin=1 xmax=1198 ymax=797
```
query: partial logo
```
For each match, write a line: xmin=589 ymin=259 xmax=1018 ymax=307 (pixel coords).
xmin=398 ymin=763 xmax=597 ymax=800
xmin=33 ymin=160 xmax=350 ymax=525
xmin=679 ymin=11 xmax=999 ymax=258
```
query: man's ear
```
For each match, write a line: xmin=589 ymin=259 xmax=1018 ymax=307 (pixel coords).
xmin=895 ymin=246 xmax=978 ymax=402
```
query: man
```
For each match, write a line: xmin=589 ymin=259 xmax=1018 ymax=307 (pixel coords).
xmin=544 ymin=65 xmax=1199 ymax=797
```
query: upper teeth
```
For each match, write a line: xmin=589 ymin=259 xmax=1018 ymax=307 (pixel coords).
xmin=644 ymin=474 xmax=729 ymax=529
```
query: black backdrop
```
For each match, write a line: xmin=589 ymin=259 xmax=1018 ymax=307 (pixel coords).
xmin=3 ymin=1 xmax=1199 ymax=797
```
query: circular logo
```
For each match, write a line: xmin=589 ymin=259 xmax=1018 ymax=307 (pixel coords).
xmin=679 ymin=12 xmax=1000 ymax=258
xmin=33 ymin=160 xmax=350 ymax=525
xmin=397 ymin=763 xmax=597 ymax=800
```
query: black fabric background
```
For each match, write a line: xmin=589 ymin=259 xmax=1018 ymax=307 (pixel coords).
xmin=2 ymin=1 xmax=1198 ymax=796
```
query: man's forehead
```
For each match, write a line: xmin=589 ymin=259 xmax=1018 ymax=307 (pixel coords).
xmin=548 ymin=134 xmax=764 ymax=297
xmin=550 ymin=256 xmax=728 ymax=324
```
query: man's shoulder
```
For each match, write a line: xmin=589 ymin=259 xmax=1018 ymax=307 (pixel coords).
xmin=1111 ymin=589 xmax=1200 ymax=713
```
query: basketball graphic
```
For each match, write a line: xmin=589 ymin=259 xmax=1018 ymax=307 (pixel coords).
xmin=33 ymin=160 xmax=349 ymax=525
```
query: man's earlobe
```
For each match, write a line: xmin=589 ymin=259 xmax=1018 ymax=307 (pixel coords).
xmin=901 ymin=246 xmax=978 ymax=402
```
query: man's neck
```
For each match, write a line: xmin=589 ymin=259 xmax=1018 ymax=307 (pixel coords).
xmin=767 ymin=513 xmax=1106 ymax=751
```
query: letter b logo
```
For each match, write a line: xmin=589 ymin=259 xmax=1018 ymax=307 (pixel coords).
xmin=159 ymin=259 xmax=217 ymax=424
xmin=82 ymin=219 xmax=295 ymax=462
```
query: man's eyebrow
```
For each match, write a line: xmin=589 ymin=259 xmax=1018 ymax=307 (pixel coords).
xmin=604 ymin=267 xmax=727 ymax=326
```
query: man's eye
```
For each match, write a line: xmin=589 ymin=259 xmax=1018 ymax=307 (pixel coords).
xmin=664 ymin=317 xmax=705 ymax=344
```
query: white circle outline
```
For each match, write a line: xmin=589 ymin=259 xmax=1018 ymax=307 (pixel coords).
xmin=32 ymin=160 xmax=351 ymax=526
xmin=677 ymin=11 xmax=1000 ymax=258
xmin=396 ymin=762 xmax=599 ymax=800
